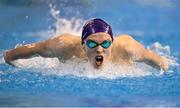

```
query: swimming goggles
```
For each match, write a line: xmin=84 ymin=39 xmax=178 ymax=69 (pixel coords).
xmin=85 ymin=40 xmax=112 ymax=49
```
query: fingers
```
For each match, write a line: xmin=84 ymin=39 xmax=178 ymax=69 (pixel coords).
xmin=3 ymin=51 xmax=13 ymax=65
xmin=160 ymin=57 xmax=169 ymax=71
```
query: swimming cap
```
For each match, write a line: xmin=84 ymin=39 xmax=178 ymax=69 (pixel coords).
xmin=81 ymin=18 xmax=113 ymax=44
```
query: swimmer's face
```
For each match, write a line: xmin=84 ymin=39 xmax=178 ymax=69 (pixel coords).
xmin=83 ymin=32 xmax=113 ymax=69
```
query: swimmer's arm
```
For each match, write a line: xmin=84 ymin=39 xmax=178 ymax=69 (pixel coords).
xmin=130 ymin=43 xmax=169 ymax=71
xmin=3 ymin=41 xmax=47 ymax=65
xmin=4 ymin=34 xmax=81 ymax=66
xmin=121 ymin=35 xmax=169 ymax=71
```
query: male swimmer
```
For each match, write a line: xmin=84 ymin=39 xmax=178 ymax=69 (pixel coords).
xmin=4 ymin=18 xmax=169 ymax=70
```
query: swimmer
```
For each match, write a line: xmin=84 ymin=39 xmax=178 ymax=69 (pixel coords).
xmin=3 ymin=18 xmax=169 ymax=70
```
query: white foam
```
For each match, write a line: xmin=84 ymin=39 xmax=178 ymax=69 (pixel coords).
xmin=0 ymin=51 xmax=5 ymax=65
xmin=12 ymin=57 xmax=153 ymax=79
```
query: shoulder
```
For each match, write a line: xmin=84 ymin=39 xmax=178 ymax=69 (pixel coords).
xmin=55 ymin=33 xmax=81 ymax=41
xmin=42 ymin=33 xmax=84 ymax=58
xmin=113 ymin=34 xmax=146 ymax=60
xmin=46 ymin=33 xmax=81 ymax=45
xmin=115 ymin=34 xmax=135 ymax=43
xmin=113 ymin=34 xmax=136 ymax=47
xmin=113 ymin=34 xmax=145 ymax=52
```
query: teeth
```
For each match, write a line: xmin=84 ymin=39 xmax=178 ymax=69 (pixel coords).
xmin=95 ymin=55 xmax=103 ymax=67
xmin=95 ymin=55 xmax=103 ymax=61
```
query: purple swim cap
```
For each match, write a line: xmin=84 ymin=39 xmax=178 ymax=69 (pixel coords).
xmin=81 ymin=18 xmax=113 ymax=44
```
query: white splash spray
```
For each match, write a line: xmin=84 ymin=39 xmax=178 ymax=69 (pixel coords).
xmin=49 ymin=3 xmax=84 ymax=36
xmin=147 ymin=42 xmax=179 ymax=67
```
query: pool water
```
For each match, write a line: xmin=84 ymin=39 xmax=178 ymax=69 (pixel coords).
xmin=0 ymin=0 xmax=180 ymax=107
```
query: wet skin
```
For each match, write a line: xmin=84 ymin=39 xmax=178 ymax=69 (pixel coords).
xmin=82 ymin=33 xmax=113 ymax=69
xmin=4 ymin=33 xmax=169 ymax=71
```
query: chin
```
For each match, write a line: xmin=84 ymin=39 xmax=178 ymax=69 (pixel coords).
xmin=94 ymin=63 xmax=104 ymax=69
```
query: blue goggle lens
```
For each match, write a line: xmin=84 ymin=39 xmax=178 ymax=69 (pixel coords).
xmin=86 ymin=40 xmax=111 ymax=49
xmin=86 ymin=40 xmax=98 ymax=48
xmin=101 ymin=40 xmax=112 ymax=48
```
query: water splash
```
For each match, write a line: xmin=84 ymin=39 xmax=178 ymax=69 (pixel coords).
xmin=49 ymin=3 xmax=84 ymax=36
xmin=0 ymin=52 xmax=4 ymax=65
xmin=147 ymin=42 xmax=179 ymax=68
xmin=23 ymin=3 xmax=84 ymax=39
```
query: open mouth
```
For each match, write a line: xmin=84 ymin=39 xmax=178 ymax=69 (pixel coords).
xmin=95 ymin=55 xmax=104 ymax=66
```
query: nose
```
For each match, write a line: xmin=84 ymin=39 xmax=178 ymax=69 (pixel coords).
xmin=96 ymin=45 xmax=103 ymax=54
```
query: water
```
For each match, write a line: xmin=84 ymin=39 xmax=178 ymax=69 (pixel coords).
xmin=0 ymin=0 xmax=180 ymax=107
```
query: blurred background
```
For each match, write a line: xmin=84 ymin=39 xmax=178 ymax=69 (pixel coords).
xmin=0 ymin=0 xmax=180 ymax=107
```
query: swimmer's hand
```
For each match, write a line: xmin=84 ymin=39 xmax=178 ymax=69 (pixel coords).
xmin=159 ymin=56 xmax=169 ymax=71
xmin=3 ymin=51 xmax=16 ymax=66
